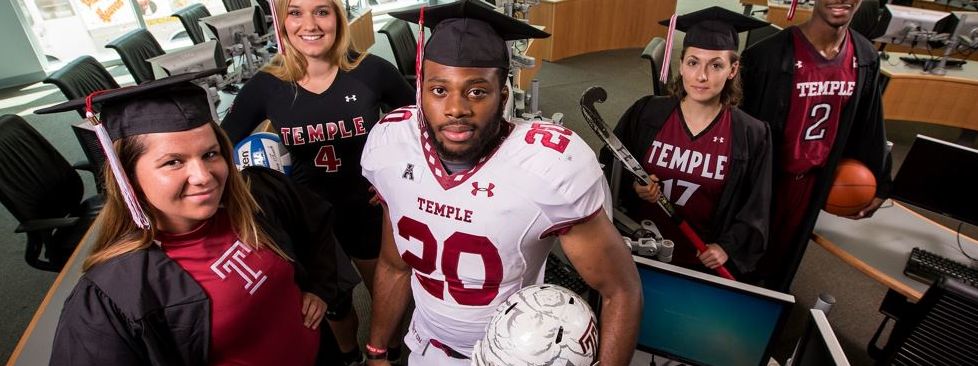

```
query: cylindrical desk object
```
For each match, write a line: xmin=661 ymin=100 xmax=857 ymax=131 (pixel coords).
xmin=657 ymin=239 xmax=674 ymax=263
xmin=813 ymin=293 xmax=836 ymax=315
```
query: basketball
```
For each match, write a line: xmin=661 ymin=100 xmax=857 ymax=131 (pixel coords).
xmin=824 ymin=159 xmax=876 ymax=216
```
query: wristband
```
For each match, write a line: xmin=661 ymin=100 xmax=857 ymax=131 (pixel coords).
xmin=365 ymin=344 xmax=387 ymax=360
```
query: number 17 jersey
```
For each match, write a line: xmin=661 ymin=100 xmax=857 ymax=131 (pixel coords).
xmin=361 ymin=106 xmax=610 ymax=357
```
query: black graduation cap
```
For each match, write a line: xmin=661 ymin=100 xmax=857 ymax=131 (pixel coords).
xmin=34 ymin=69 xmax=222 ymax=230
xmin=658 ymin=6 xmax=768 ymax=51
xmin=389 ymin=0 xmax=550 ymax=69
xmin=35 ymin=69 xmax=220 ymax=141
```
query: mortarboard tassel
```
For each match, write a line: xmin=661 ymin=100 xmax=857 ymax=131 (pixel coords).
xmin=85 ymin=91 xmax=151 ymax=230
xmin=659 ymin=13 xmax=678 ymax=85
xmin=787 ymin=0 xmax=798 ymax=21
xmin=269 ymin=0 xmax=284 ymax=55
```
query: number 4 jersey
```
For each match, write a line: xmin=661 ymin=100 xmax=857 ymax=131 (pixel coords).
xmin=361 ymin=106 xmax=611 ymax=357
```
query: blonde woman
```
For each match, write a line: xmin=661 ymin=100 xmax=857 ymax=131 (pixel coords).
xmin=42 ymin=78 xmax=338 ymax=365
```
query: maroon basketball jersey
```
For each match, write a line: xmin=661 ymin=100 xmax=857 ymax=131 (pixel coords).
xmin=641 ymin=108 xmax=732 ymax=265
xmin=160 ymin=211 xmax=319 ymax=365
xmin=782 ymin=27 xmax=857 ymax=174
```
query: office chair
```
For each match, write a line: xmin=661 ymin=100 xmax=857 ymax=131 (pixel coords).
xmin=43 ymin=55 xmax=120 ymax=118
xmin=42 ymin=55 xmax=119 ymax=192
xmin=0 ymin=115 xmax=101 ymax=272
xmin=105 ymin=28 xmax=166 ymax=84
xmin=379 ymin=19 xmax=418 ymax=85
xmin=869 ymin=277 xmax=978 ymax=365
xmin=223 ymin=0 xmax=251 ymax=11
xmin=640 ymin=37 xmax=666 ymax=96
xmin=173 ymin=4 xmax=213 ymax=45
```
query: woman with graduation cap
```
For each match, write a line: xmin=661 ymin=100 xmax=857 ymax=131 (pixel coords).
xmin=37 ymin=72 xmax=341 ymax=365
xmin=614 ymin=7 xmax=773 ymax=278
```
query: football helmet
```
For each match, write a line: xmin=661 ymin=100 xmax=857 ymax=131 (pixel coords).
xmin=472 ymin=284 xmax=598 ymax=366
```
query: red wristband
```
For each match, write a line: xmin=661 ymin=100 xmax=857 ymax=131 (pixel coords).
xmin=365 ymin=343 xmax=387 ymax=355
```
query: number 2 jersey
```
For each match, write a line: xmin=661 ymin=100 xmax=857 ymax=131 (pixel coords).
xmin=782 ymin=27 xmax=856 ymax=174
xmin=361 ymin=106 xmax=611 ymax=357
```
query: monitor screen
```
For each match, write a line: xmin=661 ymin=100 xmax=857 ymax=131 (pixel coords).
xmin=891 ymin=135 xmax=978 ymax=227
xmin=200 ymin=7 xmax=257 ymax=58
xmin=634 ymin=256 xmax=795 ymax=366
xmin=147 ymin=40 xmax=225 ymax=79
xmin=792 ymin=309 xmax=850 ymax=366
xmin=875 ymin=4 xmax=956 ymax=47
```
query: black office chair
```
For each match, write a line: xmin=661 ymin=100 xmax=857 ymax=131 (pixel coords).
xmin=105 ymin=28 xmax=165 ymax=84
xmin=173 ymin=4 xmax=213 ymax=45
xmin=43 ymin=55 xmax=120 ymax=117
xmin=850 ymin=0 xmax=888 ymax=40
xmin=869 ymin=277 xmax=978 ymax=365
xmin=0 ymin=115 xmax=101 ymax=272
xmin=42 ymin=56 xmax=120 ymax=192
xmin=223 ymin=0 xmax=251 ymax=11
xmin=379 ymin=19 xmax=417 ymax=85
xmin=640 ymin=37 xmax=666 ymax=96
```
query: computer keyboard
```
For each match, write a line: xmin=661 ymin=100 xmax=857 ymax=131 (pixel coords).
xmin=904 ymin=247 xmax=978 ymax=287
xmin=544 ymin=253 xmax=592 ymax=296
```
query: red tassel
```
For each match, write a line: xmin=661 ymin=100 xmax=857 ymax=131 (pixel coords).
xmin=415 ymin=6 xmax=426 ymax=128
xmin=787 ymin=0 xmax=798 ymax=21
xmin=269 ymin=0 xmax=284 ymax=55
xmin=659 ymin=13 xmax=677 ymax=84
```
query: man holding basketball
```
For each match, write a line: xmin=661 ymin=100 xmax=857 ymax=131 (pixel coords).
xmin=740 ymin=0 xmax=891 ymax=291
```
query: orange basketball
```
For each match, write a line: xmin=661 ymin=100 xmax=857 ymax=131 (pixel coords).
xmin=824 ymin=159 xmax=877 ymax=216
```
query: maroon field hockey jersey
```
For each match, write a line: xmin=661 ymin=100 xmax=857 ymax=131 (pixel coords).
xmin=641 ymin=108 xmax=732 ymax=265
xmin=782 ymin=27 xmax=857 ymax=174
xmin=160 ymin=212 xmax=319 ymax=365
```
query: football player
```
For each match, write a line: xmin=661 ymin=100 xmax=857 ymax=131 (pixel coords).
xmin=360 ymin=1 xmax=641 ymax=365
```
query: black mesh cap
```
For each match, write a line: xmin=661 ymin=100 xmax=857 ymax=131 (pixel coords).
xmin=389 ymin=0 xmax=550 ymax=69
xmin=658 ymin=6 xmax=768 ymax=51
xmin=35 ymin=70 xmax=219 ymax=140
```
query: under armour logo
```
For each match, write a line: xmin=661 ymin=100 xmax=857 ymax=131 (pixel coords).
xmin=471 ymin=182 xmax=495 ymax=197
xmin=853 ymin=56 xmax=857 ymax=69
xmin=712 ymin=136 xmax=725 ymax=143
xmin=210 ymin=241 xmax=268 ymax=295
xmin=345 ymin=95 xmax=357 ymax=102
xmin=402 ymin=163 xmax=415 ymax=180
xmin=795 ymin=61 xmax=803 ymax=69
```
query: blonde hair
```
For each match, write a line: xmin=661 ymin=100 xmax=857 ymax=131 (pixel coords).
xmin=262 ymin=0 xmax=366 ymax=82
xmin=84 ymin=121 xmax=288 ymax=271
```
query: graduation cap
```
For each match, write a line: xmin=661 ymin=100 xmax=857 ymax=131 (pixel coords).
xmin=657 ymin=6 xmax=768 ymax=82
xmin=389 ymin=0 xmax=550 ymax=70
xmin=35 ymin=69 xmax=223 ymax=229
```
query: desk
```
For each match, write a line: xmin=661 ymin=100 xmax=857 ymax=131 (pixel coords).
xmin=880 ymin=53 xmax=978 ymax=135
xmin=6 ymin=227 xmax=98 ymax=366
xmin=527 ymin=0 xmax=676 ymax=62
xmin=912 ymin=0 xmax=973 ymax=11
xmin=812 ymin=201 xmax=978 ymax=302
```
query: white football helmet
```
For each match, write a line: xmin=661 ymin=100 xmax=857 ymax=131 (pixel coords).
xmin=472 ymin=284 xmax=598 ymax=366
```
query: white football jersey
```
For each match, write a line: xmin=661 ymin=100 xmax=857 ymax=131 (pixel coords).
xmin=361 ymin=106 xmax=610 ymax=357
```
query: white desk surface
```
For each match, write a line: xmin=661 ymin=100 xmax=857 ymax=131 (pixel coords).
xmin=812 ymin=201 xmax=978 ymax=301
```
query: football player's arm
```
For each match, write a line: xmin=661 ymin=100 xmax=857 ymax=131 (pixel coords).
xmin=366 ymin=204 xmax=412 ymax=365
xmin=560 ymin=213 xmax=642 ymax=366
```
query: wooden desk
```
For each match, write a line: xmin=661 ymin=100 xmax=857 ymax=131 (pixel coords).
xmin=912 ymin=0 xmax=972 ymax=11
xmin=881 ymin=52 xmax=978 ymax=132
xmin=527 ymin=0 xmax=676 ymax=62
xmin=6 ymin=227 xmax=98 ymax=366
xmin=812 ymin=201 xmax=978 ymax=302
xmin=349 ymin=8 xmax=375 ymax=52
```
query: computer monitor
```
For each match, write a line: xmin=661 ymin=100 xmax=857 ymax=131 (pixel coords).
xmin=874 ymin=4 xmax=956 ymax=48
xmin=891 ymin=135 xmax=978 ymax=227
xmin=147 ymin=40 xmax=226 ymax=79
xmin=791 ymin=309 xmax=850 ymax=366
xmin=634 ymin=256 xmax=795 ymax=366
xmin=200 ymin=7 xmax=257 ymax=58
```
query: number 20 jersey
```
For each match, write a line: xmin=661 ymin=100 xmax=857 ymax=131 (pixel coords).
xmin=361 ymin=106 xmax=610 ymax=357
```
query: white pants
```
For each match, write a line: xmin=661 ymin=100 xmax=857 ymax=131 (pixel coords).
xmin=408 ymin=344 xmax=471 ymax=366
